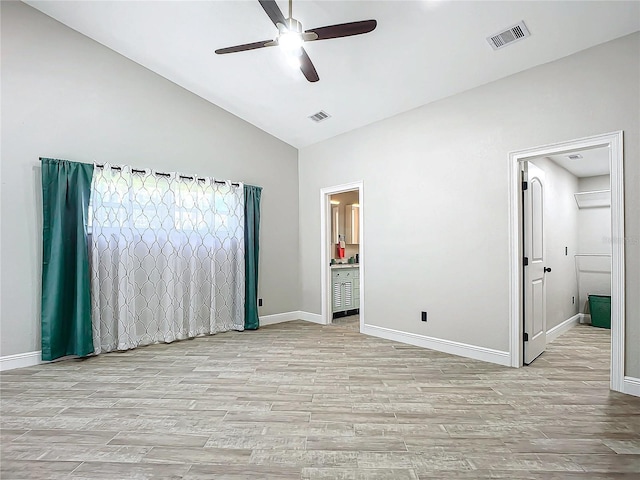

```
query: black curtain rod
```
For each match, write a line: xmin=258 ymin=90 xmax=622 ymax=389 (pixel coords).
xmin=94 ymin=164 xmax=240 ymax=187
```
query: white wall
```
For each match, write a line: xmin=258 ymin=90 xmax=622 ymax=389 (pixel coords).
xmin=0 ymin=2 xmax=300 ymax=358
xmin=580 ymin=175 xmax=610 ymax=192
xmin=576 ymin=175 xmax=612 ymax=315
xmin=529 ymin=158 xmax=579 ymax=331
xmin=298 ymin=33 xmax=640 ymax=376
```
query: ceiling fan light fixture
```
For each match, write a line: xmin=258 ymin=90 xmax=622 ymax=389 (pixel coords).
xmin=278 ymin=30 xmax=304 ymax=55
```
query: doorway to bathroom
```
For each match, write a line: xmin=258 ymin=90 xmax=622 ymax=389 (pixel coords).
xmin=320 ymin=182 xmax=364 ymax=331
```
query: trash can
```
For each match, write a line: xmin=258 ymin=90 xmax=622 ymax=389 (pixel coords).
xmin=588 ymin=295 xmax=611 ymax=329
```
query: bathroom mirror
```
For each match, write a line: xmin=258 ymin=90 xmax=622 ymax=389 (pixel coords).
xmin=331 ymin=205 xmax=340 ymax=244
xmin=345 ymin=204 xmax=359 ymax=244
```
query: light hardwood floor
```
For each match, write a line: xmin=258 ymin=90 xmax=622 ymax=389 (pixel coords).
xmin=329 ymin=315 xmax=359 ymax=332
xmin=1 ymin=322 xmax=639 ymax=479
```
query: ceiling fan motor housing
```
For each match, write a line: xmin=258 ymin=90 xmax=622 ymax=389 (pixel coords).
xmin=284 ymin=18 xmax=302 ymax=34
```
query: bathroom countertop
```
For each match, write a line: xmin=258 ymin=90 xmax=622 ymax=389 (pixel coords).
xmin=330 ymin=263 xmax=359 ymax=269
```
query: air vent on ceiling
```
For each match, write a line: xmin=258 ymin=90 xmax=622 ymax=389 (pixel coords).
xmin=309 ymin=110 xmax=331 ymax=123
xmin=487 ymin=21 xmax=530 ymax=50
xmin=567 ymin=154 xmax=583 ymax=160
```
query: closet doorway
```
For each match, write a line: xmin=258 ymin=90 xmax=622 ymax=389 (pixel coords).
xmin=320 ymin=182 xmax=364 ymax=331
xmin=523 ymin=148 xmax=611 ymax=364
xmin=508 ymin=132 xmax=626 ymax=393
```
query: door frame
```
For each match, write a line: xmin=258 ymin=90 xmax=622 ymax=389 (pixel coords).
xmin=320 ymin=181 xmax=364 ymax=330
xmin=508 ymin=131 xmax=625 ymax=392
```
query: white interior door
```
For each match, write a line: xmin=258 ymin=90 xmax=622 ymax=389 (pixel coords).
xmin=523 ymin=162 xmax=548 ymax=364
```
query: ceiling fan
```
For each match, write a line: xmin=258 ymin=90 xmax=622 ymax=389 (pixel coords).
xmin=215 ymin=0 xmax=377 ymax=82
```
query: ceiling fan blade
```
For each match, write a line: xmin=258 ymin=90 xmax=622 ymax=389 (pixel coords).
xmin=305 ymin=19 xmax=377 ymax=41
xmin=215 ymin=40 xmax=274 ymax=55
xmin=299 ymin=48 xmax=319 ymax=83
xmin=258 ymin=0 xmax=287 ymax=28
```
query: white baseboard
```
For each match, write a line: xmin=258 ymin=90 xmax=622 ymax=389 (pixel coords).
xmin=259 ymin=311 xmax=325 ymax=327
xmin=0 ymin=350 xmax=41 ymax=372
xmin=623 ymin=376 xmax=640 ymax=397
xmin=547 ymin=313 xmax=582 ymax=343
xmin=362 ymin=324 xmax=511 ymax=367
xmin=259 ymin=311 xmax=301 ymax=326
xmin=297 ymin=311 xmax=325 ymax=325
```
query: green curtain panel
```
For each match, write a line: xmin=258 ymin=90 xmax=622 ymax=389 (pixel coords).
xmin=244 ymin=184 xmax=262 ymax=330
xmin=40 ymin=158 xmax=94 ymax=361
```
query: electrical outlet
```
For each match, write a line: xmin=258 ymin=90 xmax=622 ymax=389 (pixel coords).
xmin=421 ymin=311 xmax=427 ymax=322
xmin=258 ymin=298 xmax=263 ymax=307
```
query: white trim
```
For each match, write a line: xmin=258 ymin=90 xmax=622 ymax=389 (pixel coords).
xmin=0 ymin=350 xmax=41 ymax=371
xmin=297 ymin=311 xmax=324 ymax=325
xmin=609 ymin=133 xmax=625 ymax=393
xmin=259 ymin=312 xmax=301 ymax=326
xmin=508 ymin=131 xmax=625 ymax=393
xmin=362 ymin=324 xmax=511 ymax=367
xmin=259 ymin=311 xmax=324 ymax=326
xmin=623 ymin=376 xmax=640 ymax=397
xmin=546 ymin=314 xmax=581 ymax=344
xmin=320 ymin=182 xmax=365 ymax=332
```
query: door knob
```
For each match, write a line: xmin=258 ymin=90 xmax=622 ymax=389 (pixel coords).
xmin=544 ymin=267 xmax=552 ymax=273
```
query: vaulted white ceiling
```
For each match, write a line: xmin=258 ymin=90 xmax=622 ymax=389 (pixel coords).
xmin=25 ymin=1 xmax=640 ymax=148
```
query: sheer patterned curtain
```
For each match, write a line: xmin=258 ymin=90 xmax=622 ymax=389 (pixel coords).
xmin=90 ymin=164 xmax=245 ymax=354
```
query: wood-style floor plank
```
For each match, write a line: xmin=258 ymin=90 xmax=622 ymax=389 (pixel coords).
xmin=1 ymin=320 xmax=639 ymax=479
